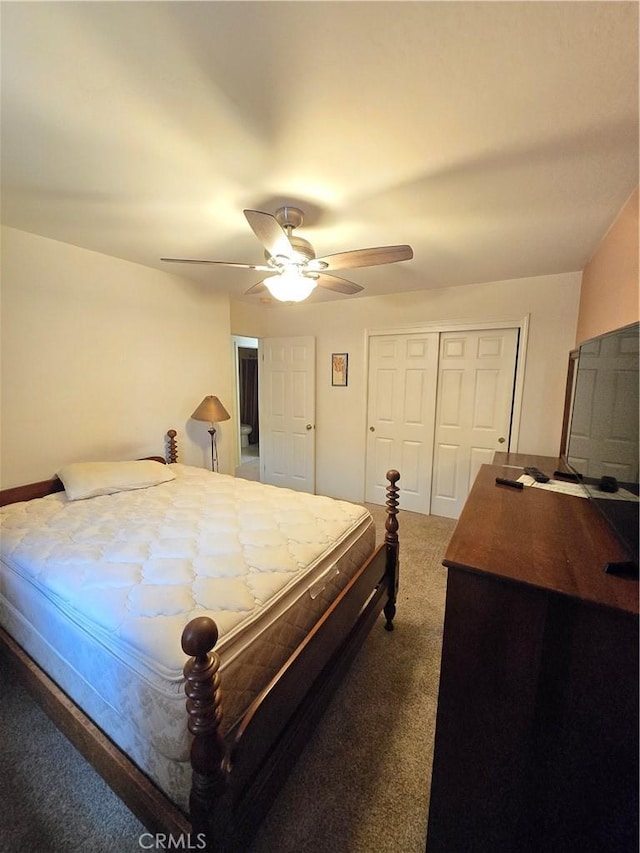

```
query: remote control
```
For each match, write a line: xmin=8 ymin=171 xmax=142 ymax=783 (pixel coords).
xmin=553 ymin=469 xmax=581 ymax=482
xmin=495 ymin=477 xmax=524 ymax=490
xmin=523 ymin=466 xmax=550 ymax=483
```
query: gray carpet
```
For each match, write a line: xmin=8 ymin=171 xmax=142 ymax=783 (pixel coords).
xmin=0 ymin=506 xmax=456 ymax=853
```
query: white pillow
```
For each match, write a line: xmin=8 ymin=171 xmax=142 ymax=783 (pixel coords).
xmin=57 ymin=460 xmax=175 ymax=501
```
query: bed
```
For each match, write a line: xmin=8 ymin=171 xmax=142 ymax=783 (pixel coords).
xmin=0 ymin=430 xmax=400 ymax=851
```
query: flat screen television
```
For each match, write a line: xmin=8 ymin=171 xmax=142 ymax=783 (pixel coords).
xmin=564 ymin=321 xmax=639 ymax=573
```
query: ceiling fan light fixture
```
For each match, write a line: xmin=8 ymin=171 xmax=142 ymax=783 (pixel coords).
xmin=265 ymin=268 xmax=317 ymax=302
xmin=307 ymin=258 xmax=329 ymax=271
xmin=163 ymin=205 xmax=413 ymax=301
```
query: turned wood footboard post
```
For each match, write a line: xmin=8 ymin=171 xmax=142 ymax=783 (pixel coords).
xmin=383 ymin=469 xmax=400 ymax=631
xmin=182 ymin=617 xmax=228 ymax=851
xmin=166 ymin=429 xmax=178 ymax=464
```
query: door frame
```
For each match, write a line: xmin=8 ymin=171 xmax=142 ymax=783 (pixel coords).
xmin=364 ymin=315 xmax=529 ymax=491
xmin=232 ymin=335 xmax=259 ymax=469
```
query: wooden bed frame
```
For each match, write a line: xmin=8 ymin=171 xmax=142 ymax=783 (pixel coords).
xmin=0 ymin=430 xmax=400 ymax=852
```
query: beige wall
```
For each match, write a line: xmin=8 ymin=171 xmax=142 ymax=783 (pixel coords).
xmin=231 ymin=272 xmax=582 ymax=502
xmin=1 ymin=226 xmax=235 ymax=488
xmin=576 ymin=187 xmax=639 ymax=344
xmin=0 ymin=224 xmax=584 ymax=502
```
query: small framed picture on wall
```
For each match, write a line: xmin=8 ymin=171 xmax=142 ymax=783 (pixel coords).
xmin=332 ymin=353 xmax=348 ymax=387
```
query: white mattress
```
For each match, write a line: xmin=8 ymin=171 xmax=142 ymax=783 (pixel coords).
xmin=0 ymin=464 xmax=375 ymax=809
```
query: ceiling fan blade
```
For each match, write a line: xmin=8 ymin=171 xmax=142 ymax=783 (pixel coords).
xmin=312 ymin=245 xmax=413 ymax=271
xmin=314 ymin=273 xmax=364 ymax=295
xmin=244 ymin=281 xmax=269 ymax=295
xmin=244 ymin=273 xmax=283 ymax=295
xmin=244 ymin=209 xmax=293 ymax=259
xmin=161 ymin=257 xmax=273 ymax=271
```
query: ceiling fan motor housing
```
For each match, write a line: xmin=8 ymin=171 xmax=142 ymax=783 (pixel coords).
xmin=264 ymin=236 xmax=315 ymax=264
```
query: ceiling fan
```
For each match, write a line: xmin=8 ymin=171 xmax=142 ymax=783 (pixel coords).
xmin=161 ymin=206 xmax=413 ymax=302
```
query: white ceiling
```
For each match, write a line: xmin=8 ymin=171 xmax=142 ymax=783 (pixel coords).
xmin=1 ymin=1 xmax=638 ymax=303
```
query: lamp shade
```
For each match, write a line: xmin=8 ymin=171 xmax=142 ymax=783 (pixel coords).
xmin=191 ymin=396 xmax=231 ymax=424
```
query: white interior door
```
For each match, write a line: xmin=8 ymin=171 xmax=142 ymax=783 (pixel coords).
xmin=365 ymin=333 xmax=439 ymax=513
xmin=431 ymin=328 xmax=519 ymax=518
xmin=259 ymin=336 xmax=316 ymax=492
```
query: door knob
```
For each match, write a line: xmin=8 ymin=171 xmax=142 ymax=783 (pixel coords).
xmin=498 ymin=436 xmax=506 ymax=444
xmin=306 ymin=424 xmax=313 ymax=430
xmin=369 ymin=426 xmax=375 ymax=432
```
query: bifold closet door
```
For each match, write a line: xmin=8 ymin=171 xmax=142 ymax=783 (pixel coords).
xmin=431 ymin=328 xmax=519 ymax=518
xmin=365 ymin=333 xmax=438 ymax=513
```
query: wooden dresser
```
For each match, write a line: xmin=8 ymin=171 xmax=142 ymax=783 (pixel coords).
xmin=426 ymin=456 xmax=639 ymax=853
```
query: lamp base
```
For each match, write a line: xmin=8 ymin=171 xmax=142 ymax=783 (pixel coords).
xmin=208 ymin=428 xmax=217 ymax=472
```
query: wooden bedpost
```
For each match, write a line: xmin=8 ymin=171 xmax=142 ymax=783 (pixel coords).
xmin=182 ymin=617 xmax=228 ymax=851
xmin=166 ymin=429 xmax=178 ymax=464
xmin=383 ymin=469 xmax=400 ymax=632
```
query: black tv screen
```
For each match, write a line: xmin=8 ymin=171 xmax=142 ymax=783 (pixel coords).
xmin=564 ymin=321 xmax=639 ymax=571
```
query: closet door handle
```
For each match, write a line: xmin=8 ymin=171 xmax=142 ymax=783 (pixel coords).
xmin=306 ymin=424 xmax=313 ymax=430
xmin=369 ymin=426 xmax=375 ymax=432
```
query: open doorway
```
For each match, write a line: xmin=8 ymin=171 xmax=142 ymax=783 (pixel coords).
xmin=233 ymin=336 xmax=260 ymax=481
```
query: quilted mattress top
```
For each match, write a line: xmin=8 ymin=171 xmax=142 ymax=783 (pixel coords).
xmin=0 ymin=464 xmax=371 ymax=680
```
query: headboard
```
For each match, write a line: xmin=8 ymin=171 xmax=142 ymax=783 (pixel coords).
xmin=0 ymin=430 xmax=178 ymax=507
